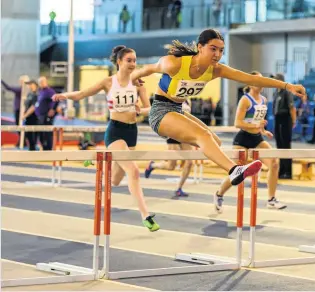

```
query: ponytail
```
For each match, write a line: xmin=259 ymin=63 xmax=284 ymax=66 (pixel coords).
xmin=166 ymin=40 xmax=198 ymax=57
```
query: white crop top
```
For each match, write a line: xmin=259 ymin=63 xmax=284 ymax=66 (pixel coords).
xmin=107 ymin=75 xmax=138 ymax=113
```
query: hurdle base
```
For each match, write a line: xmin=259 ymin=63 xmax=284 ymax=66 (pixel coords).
xmin=103 ymin=253 xmax=239 ymax=280
xmin=175 ymin=253 xmax=242 ymax=266
xmin=36 ymin=262 xmax=95 ymax=276
xmin=246 ymin=257 xmax=315 ymax=268
xmin=25 ymin=181 xmax=56 ymax=187
xmin=299 ymin=245 xmax=315 ymax=254
xmin=1 ymin=273 xmax=95 ymax=288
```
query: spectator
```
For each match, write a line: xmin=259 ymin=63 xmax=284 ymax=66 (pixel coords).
xmin=212 ymin=0 xmax=222 ymax=26
xmin=307 ymin=104 xmax=315 ymax=144
xmin=23 ymin=80 xmax=39 ymax=151
xmin=297 ymin=94 xmax=310 ymax=140
xmin=272 ymin=73 xmax=296 ymax=179
xmin=49 ymin=10 xmax=57 ymax=38
xmin=1 ymin=75 xmax=29 ymax=147
xmin=120 ymin=5 xmax=131 ymax=33
xmin=35 ymin=77 xmax=57 ymax=150
xmin=167 ymin=0 xmax=182 ymax=28
xmin=201 ymin=97 xmax=213 ymax=126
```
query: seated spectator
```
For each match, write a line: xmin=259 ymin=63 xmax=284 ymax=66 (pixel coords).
xmin=297 ymin=94 xmax=310 ymax=140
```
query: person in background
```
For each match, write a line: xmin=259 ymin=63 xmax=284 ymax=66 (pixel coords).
xmin=297 ymin=94 xmax=310 ymax=141
xmin=120 ymin=5 xmax=131 ymax=33
xmin=213 ymin=71 xmax=286 ymax=214
xmin=35 ymin=76 xmax=57 ymax=150
xmin=23 ymin=80 xmax=39 ymax=151
xmin=272 ymin=73 xmax=296 ymax=179
xmin=49 ymin=10 xmax=57 ymax=38
xmin=1 ymin=75 xmax=28 ymax=147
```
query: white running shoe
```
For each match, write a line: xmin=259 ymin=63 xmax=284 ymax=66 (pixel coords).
xmin=267 ymin=197 xmax=287 ymax=210
xmin=214 ymin=192 xmax=224 ymax=214
xmin=229 ymin=160 xmax=262 ymax=186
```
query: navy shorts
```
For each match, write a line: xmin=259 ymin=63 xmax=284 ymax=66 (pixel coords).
xmin=104 ymin=120 xmax=137 ymax=147
xmin=166 ymin=138 xmax=180 ymax=144
xmin=233 ymin=130 xmax=264 ymax=149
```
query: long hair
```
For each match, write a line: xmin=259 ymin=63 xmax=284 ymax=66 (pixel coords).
xmin=166 ymin=28 xmax=224 ymax=57
xmin=109 ymin=45 xmax=135 ymax=70
xmin=243 ymin=71 xmax=261 ymax=93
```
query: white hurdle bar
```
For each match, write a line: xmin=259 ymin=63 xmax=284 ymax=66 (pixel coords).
xmin=1 ymin=149 xmax=242 ymax=287
xmin=243 ymin=149 xmax=315 ymax=268
xmin=1 ymin=125 xmax=238 ymax=187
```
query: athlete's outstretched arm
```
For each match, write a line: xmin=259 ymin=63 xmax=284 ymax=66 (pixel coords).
xmin=215 ymin=64 xmax=305 ymax=98
xmin=53 ymin=78 xmax=109 ymax=101
xmin=137 ymin=85 xmax=151 ymax=116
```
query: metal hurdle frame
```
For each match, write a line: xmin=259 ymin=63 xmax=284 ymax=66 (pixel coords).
xmin=100 ymin=149 xmax=244 ymax=280
xmin=1 ymin=149 xmax=243 ymax=286
xmin=243 ymin=149 xmax=315 ymax=268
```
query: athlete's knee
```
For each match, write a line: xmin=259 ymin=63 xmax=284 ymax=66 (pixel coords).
xmin=196 ymin=128 xmax=213 ymax=144
xmin=111 ymin=178 xmax=121 ymax=187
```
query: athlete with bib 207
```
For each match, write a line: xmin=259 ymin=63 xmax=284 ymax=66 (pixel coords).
xmin=52 ymin=46 xmax=160 ymax=232
xmin=131 ymin=29 xmax=305 ymax=190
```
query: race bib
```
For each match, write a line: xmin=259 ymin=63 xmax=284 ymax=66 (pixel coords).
xmin=252 ymin=104 xmax=267 ymax=123
xmin=175 ymin=80 xmax=207 ymax=99
xmin=112 ymin=88 xmax=137 ymax=112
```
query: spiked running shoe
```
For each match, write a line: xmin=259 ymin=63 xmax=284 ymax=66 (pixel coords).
xmin=214 ymin=192 xmax=224 ymax=213
xmin=229 ymin=160 xmax=262 ymax=186
xmin=175 ymin=188 xmax=189 ymax=197
xmin=144 ymin=161 xmax=154 ymax=178
xmin=143 ymin=214 xmax=160 ymax=232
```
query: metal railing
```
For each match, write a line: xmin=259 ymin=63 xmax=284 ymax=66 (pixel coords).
xmin=40 ymin=0 xmax=315 ymax=37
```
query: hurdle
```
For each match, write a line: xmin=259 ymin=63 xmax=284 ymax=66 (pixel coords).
xmin=1 ymin=148 xmax=243 ymax=286
xmin=243 ymin=149 xmax=315 ymax=268
xmin=1 ymin=150 xmax=105 ymax=287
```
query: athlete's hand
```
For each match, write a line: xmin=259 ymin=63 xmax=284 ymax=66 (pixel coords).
xmin=52 ymin=94 xmax=67 ymax=102
xmin=264 ymin=130 xmax=273 ymax=139
xmin=256 ymin=120 xmax=267 ymax=129
xmin=132 ymin=78 xmax=145 ymax=87
xmin=286 ymin=83 xmax=306 ymax=98
xmin=135 ymin=104 xmax=141 ymax=114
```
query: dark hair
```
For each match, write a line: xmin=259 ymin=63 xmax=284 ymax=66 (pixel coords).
xmin=243 ymin=71 xmax=261 ymax=93
xmin=167 ymin=29 xmax=224 ymax=57
xmin=109 ymin=45 xmax=135 ymax=70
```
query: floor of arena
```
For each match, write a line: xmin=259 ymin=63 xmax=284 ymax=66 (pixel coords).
xmin=2 ymin=132 xmax=315 ymax=291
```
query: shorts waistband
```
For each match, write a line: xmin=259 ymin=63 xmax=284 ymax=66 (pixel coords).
xmin=154 ymin=94 xmax=181 ymax=104
xmin=109 ymin=119 xmax=137 ymax=128
xmin=240 ymin=129 xmax=262 ymax=137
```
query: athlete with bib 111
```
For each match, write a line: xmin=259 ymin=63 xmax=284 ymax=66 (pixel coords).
xmin=52 ymin=46 xmax=160 ymax=232
xmin=131 ymin=28 xmax=305 ymax=190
